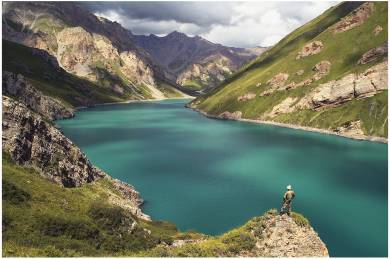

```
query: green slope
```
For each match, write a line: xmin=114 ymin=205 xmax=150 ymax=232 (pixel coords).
xmin=191 ymin=2 xmax=388 ymax=138
xmin=3 ymin=154 xmax=313 ymax=257
xmin=2 ymin=154 xmax=201 ymax=256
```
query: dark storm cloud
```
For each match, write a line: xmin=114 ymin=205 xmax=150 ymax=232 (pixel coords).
xmin=80 ymin=2 xmax=337 ymax=48
xmin=82 ymin=2 xmax=234 ymax=27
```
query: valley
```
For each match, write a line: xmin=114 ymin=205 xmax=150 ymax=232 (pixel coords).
xmin=2 ymin=1 xmax=388 ymax=257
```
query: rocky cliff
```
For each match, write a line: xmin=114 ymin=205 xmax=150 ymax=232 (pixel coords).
xmin=134 ymin=32 xmax=266 ymax=91
xmin=3 ymin=71 xmax=74 ymax=120
xmin=142 ymin=210 xmax=328 ymax=257
xmin=190 ymin=2 xmax=388 ymax=140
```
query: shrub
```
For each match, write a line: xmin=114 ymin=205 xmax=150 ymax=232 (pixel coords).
xmin=221 ymin=230 xmax=256 ymax=253
xmin=291 ymin=212 xmax=310 ymax=227
xmin=40 ymin=217 xmax=100 ymax=241
xmin=2 ymin=180 xmax=31 ymax=204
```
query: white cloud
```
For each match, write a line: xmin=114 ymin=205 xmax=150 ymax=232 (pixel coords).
xmin=91 ymin=1 xmax=337 ymax=48
xmin=201 ymin=2 xmax=336 ymax=47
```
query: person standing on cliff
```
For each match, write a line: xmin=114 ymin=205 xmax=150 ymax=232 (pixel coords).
xmin=280 ymin=185 xmax=295 ymax=216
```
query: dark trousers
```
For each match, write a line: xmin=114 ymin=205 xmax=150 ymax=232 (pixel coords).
xmin=280 ymin=201 xmax=292 ymax=216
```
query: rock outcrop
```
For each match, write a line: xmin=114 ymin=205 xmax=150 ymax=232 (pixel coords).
xmin=263 ymin=97 xmax=298 ymax=119
xmin=313 ymin=60 xmax=332 ymax=75
xmin=2 ymin=95 xmax=150 ymax=219
xmin=358 ymin=43 xmax=388 ymax=64
xmin=108 ymin=178 xmax=151 ymax=221
xmin=296 ymin=41 xmax=324 ymax=59
xmin=249 ymin=214 xmax=328 ymax=257
xmin=267 ymin=73 xmax=289 ymax=87
xmin=333 ymin=2 xmax=374 ymax=33
xmin=238 ymin=92 xmax=256 ymax=102
xmin=373 ymin=25 xmax=383 ymax=36
xmin=218 ymin=111 xmax=243 ymax=120
xmin=297 ymin=61 xmax=387 ymax=109
xmin=334 ymin=120 xmax=364 ymax=136
xmin=3 ymin=71 xmax=74 ymax=120
xmin=158 ymin=210 xmax=328 ymax=257
xmin=2 ymin=96 xmax=104 ymax=187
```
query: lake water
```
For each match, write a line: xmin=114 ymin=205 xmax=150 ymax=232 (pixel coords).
xmin=57 ymin=99 xmax=388 ymax=257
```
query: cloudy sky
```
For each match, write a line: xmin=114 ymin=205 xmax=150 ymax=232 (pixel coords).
xmin=83 ymin=1 xmax=337 ymax=48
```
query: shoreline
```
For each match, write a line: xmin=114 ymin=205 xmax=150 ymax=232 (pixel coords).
xmin=189 ymin=106 xmax=388 ymax=144
xmin=75 ymin=96 xmax=194 ymax=110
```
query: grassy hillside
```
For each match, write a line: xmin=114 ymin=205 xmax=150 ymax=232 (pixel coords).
xmin=2 ymin=153 xmax=309 ymax=257
xmin=2 ymin=153 xmax=203 ymax=256
xmin=191 ymin=2 xmax=388 ymax=138
xmin=3 ymin=153 xmax=315 ymax=257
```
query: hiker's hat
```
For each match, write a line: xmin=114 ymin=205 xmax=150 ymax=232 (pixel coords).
xmin=286 ymin=185 xmax=292 ymax=190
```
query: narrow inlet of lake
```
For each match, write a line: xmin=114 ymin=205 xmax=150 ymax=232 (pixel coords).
xmin=57 ymin=99 xmax=388 ymax=257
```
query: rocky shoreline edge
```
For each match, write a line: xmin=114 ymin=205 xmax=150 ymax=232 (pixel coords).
xmin=187 ymin=106 xmax=388 ymax=144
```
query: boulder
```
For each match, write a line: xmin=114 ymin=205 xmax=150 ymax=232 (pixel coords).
xmin=333 ymin=121 xmax=364 ymax=136
xmin=218 ymin=111 xmax=242 ymax=120
xmin=267 ymin=73 xmax=289 ymax=87
xmin=263 ymin=97 xmax=298 ymax=118
xmin=296 ymin=41 xmax=323 ymax=59
xmin=357 ymin=43 xmax=388 ymax=64
xmin=237 ymin=92 xmax=256 ymax=102
xmin=373 ymin=25 xmax=383 ymax=36
xmin=313 ymin=60 xmax=332 ymax=75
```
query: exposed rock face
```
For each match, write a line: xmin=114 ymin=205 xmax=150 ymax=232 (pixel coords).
xmin=108 ymin=179 xmax=151 ymax=221
xmin=334 ymin=120 xmax=364 ymax=136
xmin=176 ymin=55 xmax=233 ymax=90
xmin=218 ymin=111 xmax=243 ymax=120
xmin=358 ymin=43 xmax=388 ymax=64
xmin=2 ymin=96 xmax=105 ymax=187
xmin=250 ymin=214 xmax=328 ymax=257
xmin=2 ymin=2 xmax=177 ymax=99
xmin=3 ymin=72 xmax=74 ymax=120
xmin=296 ymin=41 xmax=324 ymax=59
xmin=263 ymin=97 xmax=298 ymax=119
xmin=313 ymin=60 xmax=332 ymax=75
xmin=298 ymin=61 xmax=387 ymax=109
xmin=267 ymin=73 xmax=289 ymax=87
xmin=373 ymin=25 xmax=383 ymax=36
xmin=238 ymin=92 xmax=256 ymax=102
xmin=333 ymin=2 xmax=374 ymax=33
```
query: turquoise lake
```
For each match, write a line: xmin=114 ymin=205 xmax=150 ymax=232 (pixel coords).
xmin=57 ymin=99 xmax=388 ymax=257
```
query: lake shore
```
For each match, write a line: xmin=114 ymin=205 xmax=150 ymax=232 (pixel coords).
xmin=189 ymin=106 xmax=388 ymax=144
xmin=75 ymin=96 xmax=195 ymax=110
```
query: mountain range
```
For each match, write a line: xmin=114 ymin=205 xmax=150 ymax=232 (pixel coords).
xmin=2 ymin=1 xmax=387 ymax=256
xmin=2 ymin=1 xmax=265 ymax=101
xmin=134 ymin=32 xmax=266 ymax=92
